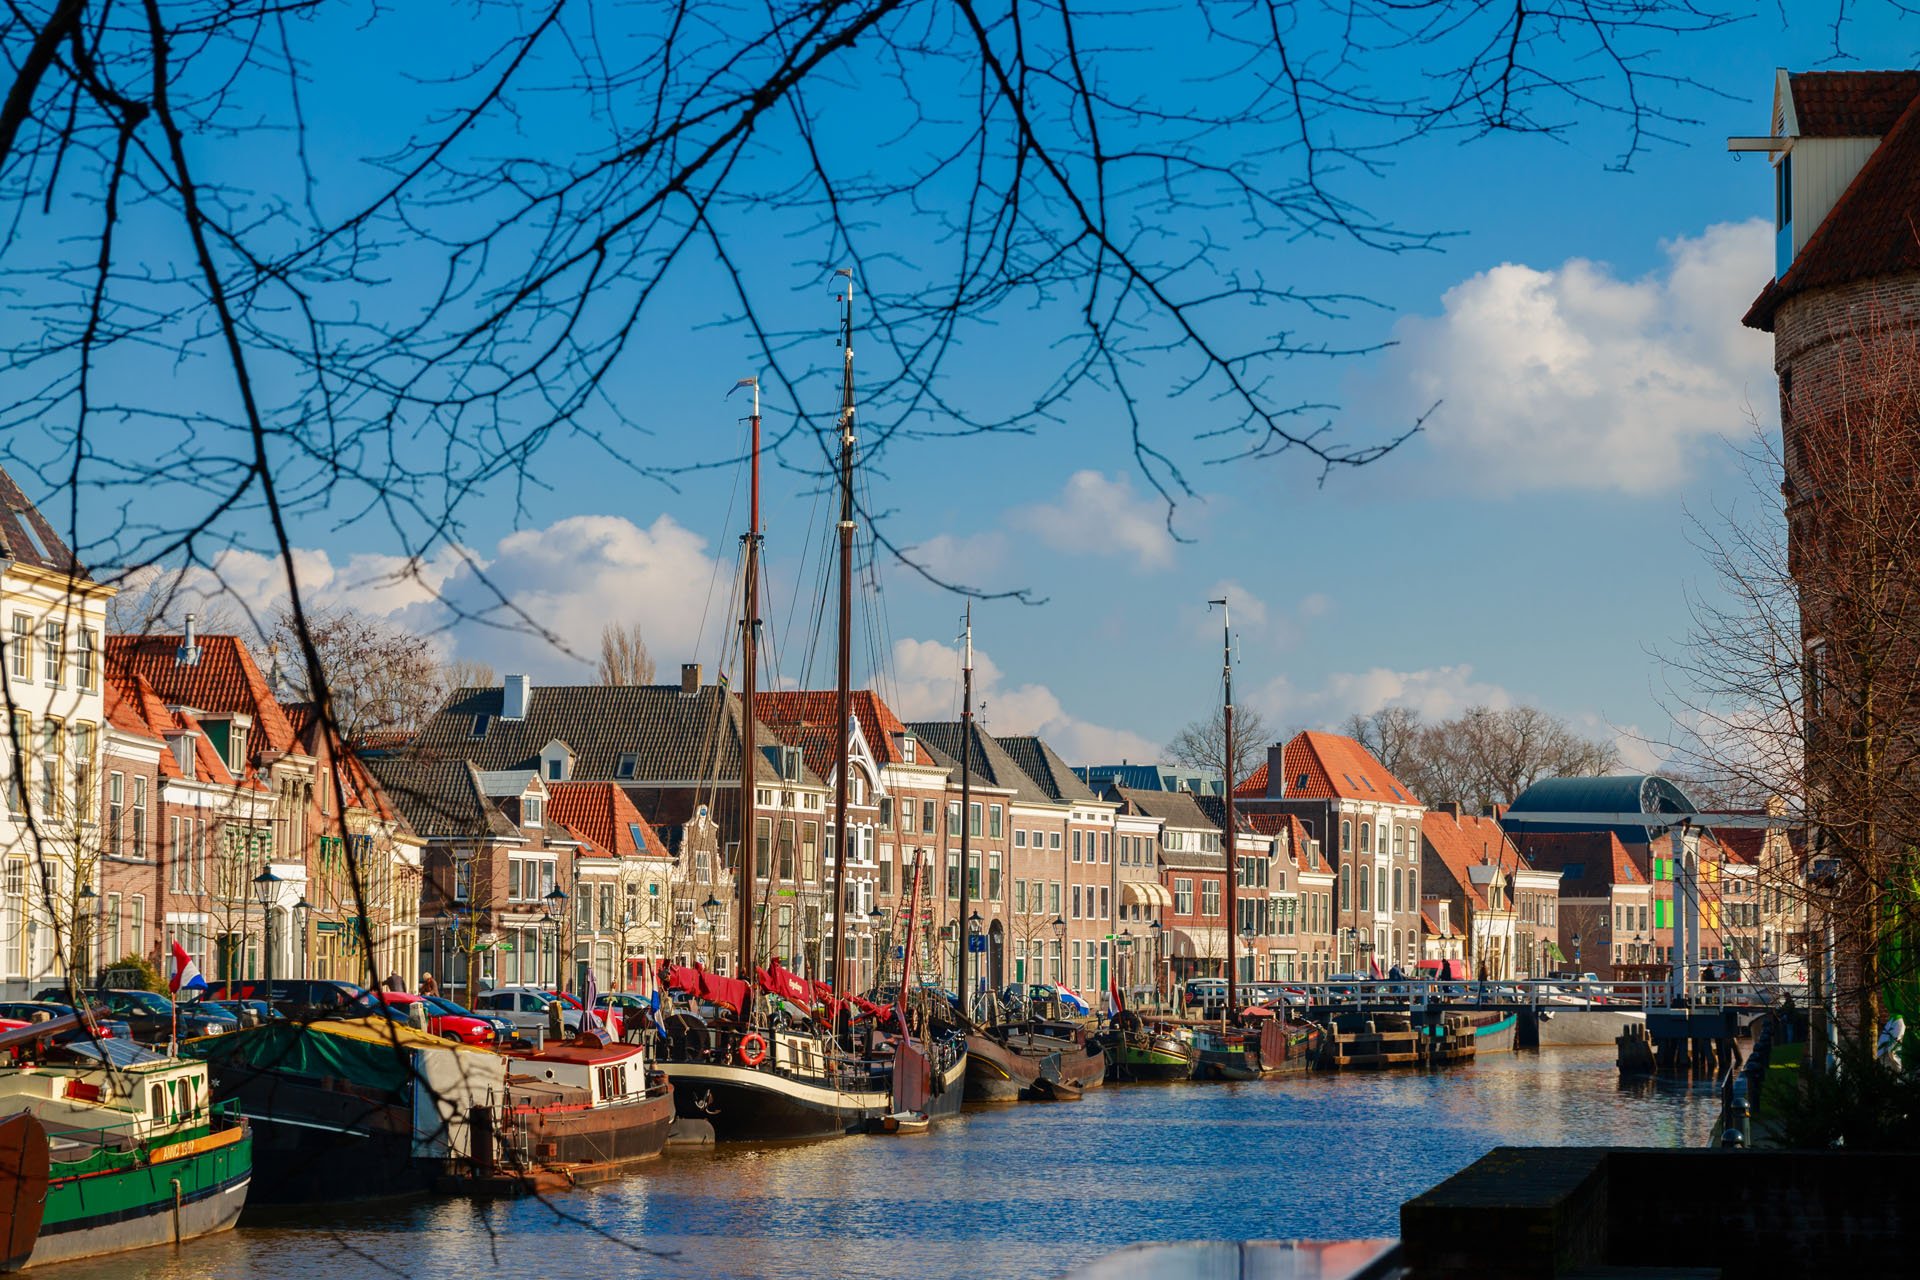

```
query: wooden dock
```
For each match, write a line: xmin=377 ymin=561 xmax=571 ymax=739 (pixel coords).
xmin=1318 ymin=1013 xmax=1421 ymax=1071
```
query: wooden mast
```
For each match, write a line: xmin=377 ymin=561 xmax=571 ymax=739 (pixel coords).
xmin=735 ymin=377 xmax=763 ymax=984
xmin=1212 ymin=597 xmax=1238 ymax=1018
xmin=957 ymin=605 xmax=973 ymax=1014
xmin=830 ymin=269 xmax=856 ymax=993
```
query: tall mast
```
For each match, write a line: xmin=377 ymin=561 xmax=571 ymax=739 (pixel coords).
xmin=734 ymin=377 xmax=763 ymax=983
xmin=957 ymin=605 xmax=974 ymax=1014
xmin=830 ymin=269 xmax=855 ymax=992
xmin=1211 ymin=597 xmax=1237 ymax=1018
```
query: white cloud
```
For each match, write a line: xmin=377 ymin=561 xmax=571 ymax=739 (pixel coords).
xmin=1371 ymin=219 xmax=1776 ymax=494
xmin=150 ymin=514 xmax=724 ymax=681
xmin=1011 ymin=471 xmax=1175 ymax=570
xmin=902 ymin=531 xmax=1008 ymax=586
xmin=887 ymin=636 xmax=1160 ymax=766
xmin=1258 ymin=663 xmax=1516 ymax=727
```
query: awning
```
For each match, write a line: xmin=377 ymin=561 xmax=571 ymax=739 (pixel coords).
xmin=1123 ymin=880 xmax=1174 ymax=908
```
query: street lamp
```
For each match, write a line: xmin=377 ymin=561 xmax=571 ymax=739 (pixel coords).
xmin=252 ymin=867 xmax=282 ymax=1015
xmin=702 ymin=894 xmax=723 ymax=973
xmin=1148 ymin=919 xmax=1163 ymax=1005
xmin=292 ymin=896 xmax=312 ymax=980
xmin=967 ymin=910 xmax=985 ymax=1012
xmin=867 ymin=903 xmax=885 ymax=992
xmin=1571 ymin=931 xmax=1582 ymax=972
xmin=1051 ymin=914 xmax=1067 ymax=992
xmin=543 ymin=885 xmax=567 ymax=990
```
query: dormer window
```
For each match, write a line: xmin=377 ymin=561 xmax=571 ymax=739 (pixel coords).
xmin=229 ymin=725 xmax=248 ymax=776
xmin=901 ymin=737 xmax=915 ymax=764
xmin=547 ymin=757 xmax=565 ymax=781
xmin=615 ymin=753 xmax=638 ymax=779
xmin=523 ymin=795 xmax=543 ymax=827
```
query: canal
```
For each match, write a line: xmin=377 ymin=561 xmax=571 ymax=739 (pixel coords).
xmin=52 ymin=1049 xmax=1715 ymax=1280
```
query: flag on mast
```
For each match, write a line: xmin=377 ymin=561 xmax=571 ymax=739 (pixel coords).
xmin=169 ymin=940 xmax=207 ymax=995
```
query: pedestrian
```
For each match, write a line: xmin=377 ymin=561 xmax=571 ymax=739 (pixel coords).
xmin=386 ymin=972 xmax=406 ymax=993
xmin=419 ymin=972 xmax=438 ymax=998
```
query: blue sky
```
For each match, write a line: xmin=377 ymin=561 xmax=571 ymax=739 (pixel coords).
xmin=18 ymin=2 xmax=1918 ymax=769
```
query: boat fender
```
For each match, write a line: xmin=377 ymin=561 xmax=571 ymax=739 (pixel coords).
xmin=739 ymin=1033 xmax=769 ymax=1066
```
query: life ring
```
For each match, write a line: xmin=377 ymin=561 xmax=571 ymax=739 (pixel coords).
xmin=739 ymin=1033 xmax=769 ymax=1066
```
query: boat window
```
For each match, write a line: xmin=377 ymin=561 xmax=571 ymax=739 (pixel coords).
xmin=151 ymin=1083 xmax=167 ymax=1120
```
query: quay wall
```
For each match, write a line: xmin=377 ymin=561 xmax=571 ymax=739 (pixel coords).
xmin=1401 ymin=1146 xmax=1918 ymax=1279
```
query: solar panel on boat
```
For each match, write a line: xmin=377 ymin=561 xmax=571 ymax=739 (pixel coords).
xmin=62 ymin=1037 xmax=169 ymax=1068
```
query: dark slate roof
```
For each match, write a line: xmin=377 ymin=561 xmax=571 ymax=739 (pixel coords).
xmin=1748 ymin=79 xmax=1920 ymax=331
xmin=1107 ymin=784 xmax=1217 ymax=832
xmin=1075 ymin=763 xmax=1225 ymax=796
xmin=0 ymin=465 xmax=90 ymax=579
xmin=367 ymin=758 xmax=521 ymax=840
xmin=1159 ymin=844 xmax=1226 ymax=872
xmin=1501 ymin=775 xmax=1701 ymax=843
xmin=407 ymin=683 xmax=822 ymax=787
xmin=994 ymin=735 xmax=1099 ymax=804
xmin=904 ymin=721 xmax=1048 ymax=803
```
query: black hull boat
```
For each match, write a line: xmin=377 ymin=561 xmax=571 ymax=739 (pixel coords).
xmin=186 ymin=1017 xmax=506 ymax=1206
xmin=670 ymin=1062 xmax=892 ymax=1141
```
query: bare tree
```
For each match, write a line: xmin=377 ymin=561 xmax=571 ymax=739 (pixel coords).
xmin=1167 ymin=704 xmax=1273 ymax=787
xmin=104 ymin=567 xmax=240 ymax=637
xmin=1665 ymin=307 xmax=1920 ymax=1041
xmin=265 ymin=605 xmax=450 ymax=742
xmin=1342 ymin=704 xmax=1618 ymax=810
xmin=441 ymin=659 xmax=497 ymax=693
xmin=595 ymin=623 xmax=657 ymax=687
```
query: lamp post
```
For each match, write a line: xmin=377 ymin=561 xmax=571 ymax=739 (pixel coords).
xmin=702 ymin=894 xmax=722 ymax=973
xmin=252 ymin=868 xmax=282 ymax=1015
xmin=292 ymin=896 xmax=312 ymax=980
xmin=543 ymin=885 xmax=567 ymax=990
xmin=1050 ymin=914 xmax=1067 ymax=984
xmin=1571 ymin=931 xmax=1582 ymax=974
xmin=867 ymin=903 xmax=885 ymax=993
xmin=966 ymin=909 xmax=984 ymax=1016
xmin=76 ymin=883 xmax=96 ymax=986
xmin=1148 ymin=919 xmax=1163 ymax=1007
xmin=1117 ymin=927 xmax=1133 ymax=1002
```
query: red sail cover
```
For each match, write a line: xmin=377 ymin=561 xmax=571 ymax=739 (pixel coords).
xmin=699 ymin=972 xmax=750 ymax=1014
xmin=760 ymin=962 xmax=811 ymax=1005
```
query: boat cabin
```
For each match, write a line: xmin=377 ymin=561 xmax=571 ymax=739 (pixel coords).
xmin=506 ymin=1040 xmax=650 ymax=1108
xmin=0 ymin=1039 xmax=212 ymax=1144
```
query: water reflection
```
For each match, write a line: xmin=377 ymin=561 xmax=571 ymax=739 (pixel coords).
xmin=45 ymin=1049 xmax=1714 ymax=1280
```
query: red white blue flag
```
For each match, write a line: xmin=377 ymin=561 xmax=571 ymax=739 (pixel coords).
xmin=170 ymin=940 xmax=207 ymax=994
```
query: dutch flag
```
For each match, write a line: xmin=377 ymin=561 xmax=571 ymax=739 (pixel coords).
xmin=170 ymin=940 xmax=208 ymax=995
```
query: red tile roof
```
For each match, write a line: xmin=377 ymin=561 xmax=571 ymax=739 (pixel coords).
xmin=547 ymin=781 xmax=671 ymax=859
xmin=1747 ymin=82 xmax=1920 ymax=331
xmin=106 ymin=634 xmax=299 ymax=755
xmin=1420 ymin=906 xmax=1460 ymax=939
xmin=1789 ymin=70 xmax=1920 ymax=137
xmin=103 ymin=668 xmax=242 ymax=786
xmin=1508 ymin=830 xmax=1639 ymax=891
xmin=756 ymin=690 xmax=912 ymax=769
xmin=1237 ymin=732 xmax=1420 ymax=806
xmin=1421 ymin=810 xmax=1519 ymax=910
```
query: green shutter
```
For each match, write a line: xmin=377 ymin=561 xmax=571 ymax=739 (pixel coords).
xmin=1654 ymin=899 xmax=1669 ymax=929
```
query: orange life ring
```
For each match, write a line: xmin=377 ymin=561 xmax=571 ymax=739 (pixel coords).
xmin=739 ymin=1033 xmax=769 ymax=1066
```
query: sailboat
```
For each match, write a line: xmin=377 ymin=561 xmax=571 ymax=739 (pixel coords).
xmin=661 ymin=276 xmax=946 ymax=1140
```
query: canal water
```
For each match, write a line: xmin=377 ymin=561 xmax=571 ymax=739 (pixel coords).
xmin=53 ymin=1049 xmax=1713 ymax=1280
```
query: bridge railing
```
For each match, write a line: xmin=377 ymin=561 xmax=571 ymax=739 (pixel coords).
xmin=1239 ymin=978 xmax=1807 ymax=1012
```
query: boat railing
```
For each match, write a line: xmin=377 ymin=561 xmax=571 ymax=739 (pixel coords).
xmin=1214 ymin=978 xmax=1808 ymax=1013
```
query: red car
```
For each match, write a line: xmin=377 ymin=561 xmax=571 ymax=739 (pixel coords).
xmin=362 ymin=992 xmax=496 ymax=1046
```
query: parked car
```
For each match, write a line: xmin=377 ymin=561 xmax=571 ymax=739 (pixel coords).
xmin=422 ymin=994 xmax=517 ymax=1045
xmin=206 ymin=978 xmax=365 ymax=1021
xmin=90 ymin=988 xmax=237 ymax=1042
xmin=545 ymin=990 xmax=624 ymax=1039
xmin=473 ymin=985 xmax=584 ymax=1037
xmin=193 ymin=998 xmax=282 ymax=1025
xmin=595 ymin=992 xmax=650 ymax=1037
xmin=353 ymin=991 xmax=498 ymax=1045
xmin=0 ymin=1000 xmax=134 ymax=1043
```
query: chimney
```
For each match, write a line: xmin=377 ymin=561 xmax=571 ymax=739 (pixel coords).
xmin=176 ymin=613 xmax=201 ymax=667
xmin=501 ymin=673 xmax=530 ymax=721
xmin=680 ymin=662 xmax=701 ymax=695
xmin=1435 ymin=801 xmax=1461 ymax=818
xmin=1266 ymin=742 xmax=1286 ymax=797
